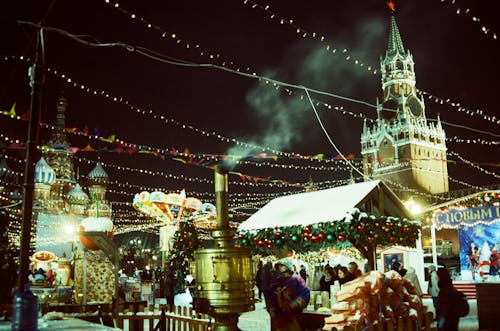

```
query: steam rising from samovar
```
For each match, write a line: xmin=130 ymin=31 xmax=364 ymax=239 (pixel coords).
xmin=194 ymin=164 xmax=254 ymax=331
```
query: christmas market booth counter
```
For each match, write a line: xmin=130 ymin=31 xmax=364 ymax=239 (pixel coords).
xmin=28 ymin=250 xmax=74 ymax=305
xmin=236 ymin=180 xmax=426 ymax=330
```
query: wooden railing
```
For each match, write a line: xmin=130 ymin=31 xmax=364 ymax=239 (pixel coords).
xmin=35 ymin=301 xmax=213 ymax=331
xmin=114 ymin=303 xmax=213 ymax=331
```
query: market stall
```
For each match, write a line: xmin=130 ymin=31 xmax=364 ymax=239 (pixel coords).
xmin=237 ymin=180 xmax=422 ymax=273
xmin=425 ymin=190 xmax=500 ymax=281
xmin=236 ymin=180 xmax=425 ymax=329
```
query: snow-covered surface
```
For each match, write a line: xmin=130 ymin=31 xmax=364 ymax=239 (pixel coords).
xmin=238 ymin=180 xmax=383 ymax=231
xmin=80 ymin=216 xmax=114 ymax=232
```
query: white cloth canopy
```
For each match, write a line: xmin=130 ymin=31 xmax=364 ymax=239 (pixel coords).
xmin=239 ymin=180 xmax=396 ymax=231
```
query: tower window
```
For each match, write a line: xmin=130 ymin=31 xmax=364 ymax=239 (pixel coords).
xmin=396 ymin=61 xmax=404 ymax=70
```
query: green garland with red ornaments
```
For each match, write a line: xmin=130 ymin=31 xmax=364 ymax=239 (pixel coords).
xmin=235 ymin=208 xmax=421 ymax=259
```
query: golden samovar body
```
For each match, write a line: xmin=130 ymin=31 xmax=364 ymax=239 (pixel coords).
xmin=193 ymin=165 xmax=254 ymax=331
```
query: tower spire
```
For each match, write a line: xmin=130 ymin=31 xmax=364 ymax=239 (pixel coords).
xmin=387 ymin=15 xmax=405 ymax=56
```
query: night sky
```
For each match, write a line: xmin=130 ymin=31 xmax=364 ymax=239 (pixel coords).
xmin=1 ymin=0 xmax=499 ymax=219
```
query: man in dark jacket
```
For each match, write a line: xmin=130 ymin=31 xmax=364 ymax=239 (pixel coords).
xmin=436 ymin=268 xmax=469 ymax=331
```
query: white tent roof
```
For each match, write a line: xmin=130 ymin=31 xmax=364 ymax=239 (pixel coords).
xmin=239 ymin=180 xmax=391 ymax=231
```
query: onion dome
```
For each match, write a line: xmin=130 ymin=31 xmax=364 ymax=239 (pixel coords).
xmin=66 ymin=183 xmax=89 ymax=206
xmin=34 ymin=157 xmax=56 ymax=185
xmin=87 ymin=163 xmax=109 ymax=186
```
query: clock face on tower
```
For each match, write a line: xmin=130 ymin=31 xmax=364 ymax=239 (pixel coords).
xmin=380 ymin=99 xmax=398 ymax=120
xmin=406 ymin=96 xmax=423 ymax=117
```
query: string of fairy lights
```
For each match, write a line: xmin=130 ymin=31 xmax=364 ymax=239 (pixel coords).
xmin=3 ymin=113 xmax=499 ymax=189
xmin=435 ymin=0 xmax=498 ymax=41
xmin=99 ymin=0 xmax=499 ymax=126
xmin=2 ymin=2 xmax=499 ymax=239
xmin=1 ymin=118 xmax=498 ymax=203
xmin=239 ymin=0 xmax=499 ymax=126
xmin=2 ymin=124 xmax=498 ymax=203
xmin=446 ymin=135 xmax=498 ymax=146
xmin=240 ymin=0 xmax=377 ymax=74
xmin=2 ymin=53 xmax=499 ymax=155
xmin=448 ymin=150 xmax=500 ymax=180
xmin=3 ymin=95 xmax=499 ymax=208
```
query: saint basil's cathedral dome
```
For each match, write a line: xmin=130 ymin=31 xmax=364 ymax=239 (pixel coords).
xmin=34 ymin=157 xmax=56 ymax=185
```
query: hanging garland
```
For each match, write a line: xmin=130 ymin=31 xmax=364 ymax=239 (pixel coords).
xmin=235 ymin=208 xmax=421 ymax=257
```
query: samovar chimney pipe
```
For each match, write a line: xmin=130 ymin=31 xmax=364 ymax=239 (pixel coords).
xmin=214 ymin=163 xmax=229 ymax=230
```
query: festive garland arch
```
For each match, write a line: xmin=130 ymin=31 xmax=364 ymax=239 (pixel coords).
xmin=235 ymin=208 xmax=421 ymax=259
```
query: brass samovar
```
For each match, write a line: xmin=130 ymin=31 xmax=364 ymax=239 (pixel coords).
xmin=194 ymin=164 xmax=254 ymax=331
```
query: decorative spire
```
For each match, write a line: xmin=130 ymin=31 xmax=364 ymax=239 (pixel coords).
xmin=387 ymin=15 xmax=405 ymax=56
xmin=47 ymin=96 xmax=71 ymax=151
xmin=55 ymin=96 xmax=68 ymax=128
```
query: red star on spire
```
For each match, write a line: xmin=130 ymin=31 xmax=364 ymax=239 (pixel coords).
xmin=387 ymin=0 xmax=396 ymax=12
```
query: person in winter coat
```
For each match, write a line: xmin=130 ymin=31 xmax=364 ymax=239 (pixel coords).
xmin=436 ymin=267 xmax=469 ymax=331
xmin=255 ymin=260 xmax=264 ymax=301
xmin=337 ymin=266 xmax=354 ymax=286
xmin=268 ymin=258 xmax=310 ymax=331
xmin=262 ymin=261 xmax=277 ymax=308
xmin=427 ymin=265 xmax=440 ymax=314
xmin=404 ymin=266 xmax=423 ymax=296
xmin=164 ymin=267 xmax=176 ymax=310
xmin=319 ymin=266 xmax=337 ymax=296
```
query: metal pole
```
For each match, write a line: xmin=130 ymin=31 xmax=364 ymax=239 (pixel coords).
xmin=17 ymin=27 xmax=44 ymax=293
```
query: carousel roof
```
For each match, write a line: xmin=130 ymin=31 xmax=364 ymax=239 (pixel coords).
xmin=238 ymin=180 xmax=411 ymax=231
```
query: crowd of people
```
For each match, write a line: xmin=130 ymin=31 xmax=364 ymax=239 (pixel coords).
xmin=255 ymin=260 xmax=364 ymax=300
xmin=255 ymin=258 xmax=474 ymax=331
xmin=317 ymin=262 xmax=362 ymax=295
xmin=254 ymin=258 xmax=310 ymax=331
xmin=253 ymin=259 xmax=366 ymax=330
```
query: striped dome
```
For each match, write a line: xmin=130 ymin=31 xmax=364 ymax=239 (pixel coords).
xmin=34 ymin=157 xmax=56 ymax=185
xmin=66 ymin=183 xmax=89 ymax=206
xmin=88 ymin=163 xmax=109 ymax=186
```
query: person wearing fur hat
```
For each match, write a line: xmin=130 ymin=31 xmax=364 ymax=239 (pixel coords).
xmin=268 ymin=258 xmax=310 ymax=331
